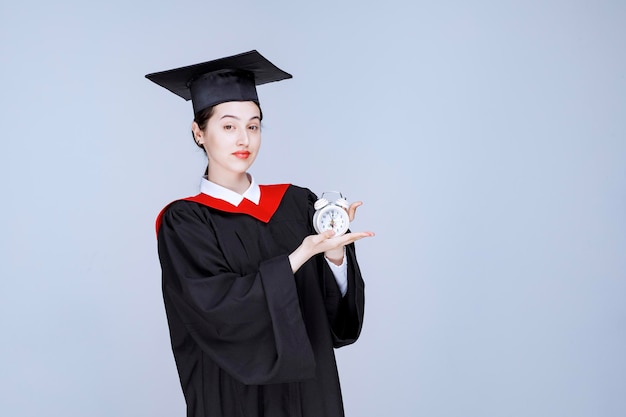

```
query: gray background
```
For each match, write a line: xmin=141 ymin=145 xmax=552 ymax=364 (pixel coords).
xmin=1 ymin=0 xmax=624 ymax=416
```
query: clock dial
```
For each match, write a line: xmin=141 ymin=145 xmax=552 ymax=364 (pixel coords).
xmin=312 ymin=194 xmax=351 ymax=236
xmin=318 ymin=208 xmax=348 ymax=235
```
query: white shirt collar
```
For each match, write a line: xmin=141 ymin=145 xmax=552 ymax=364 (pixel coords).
xmin=199 ymin=173 xmax=261 ymax=206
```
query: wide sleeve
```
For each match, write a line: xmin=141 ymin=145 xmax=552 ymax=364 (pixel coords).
xmin=306 ymin=192 xmax=366 ymax=348
xmin=157 ymin=201 xmax=316 ymax=385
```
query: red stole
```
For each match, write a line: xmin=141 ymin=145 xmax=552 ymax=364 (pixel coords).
xmin=155 ymin=184 xmax=290 ymax=236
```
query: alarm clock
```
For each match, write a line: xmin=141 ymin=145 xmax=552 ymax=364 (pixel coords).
xmin=312 ymin=192 xmax=350 ymax=236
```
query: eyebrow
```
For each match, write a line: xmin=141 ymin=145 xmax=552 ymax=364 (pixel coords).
xmin=220 ymin=114 xmax=261 ymax=121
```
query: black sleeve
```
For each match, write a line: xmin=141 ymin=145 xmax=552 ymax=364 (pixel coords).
xmin=319 ymin=243 xmax=366 ymax=348
xmin=306 ymin=191 xmax=366 ymax=348
xmin=158 ymin=201 xmax=316 ymax=385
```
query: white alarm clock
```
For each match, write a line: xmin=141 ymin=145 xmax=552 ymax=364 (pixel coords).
xmin=312 ymin=192 xmax=350 ymax=236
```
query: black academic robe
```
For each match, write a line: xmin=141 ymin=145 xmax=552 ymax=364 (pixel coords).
xmin=157 ymin=184 xmax=365 ymax=417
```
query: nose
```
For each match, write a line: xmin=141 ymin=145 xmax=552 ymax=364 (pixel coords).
xmin=236 ymin=128 xmax=250 ymax=147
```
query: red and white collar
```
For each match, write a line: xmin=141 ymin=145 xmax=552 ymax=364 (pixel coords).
xmin=199 ymin=173 xmax=261 ymax=206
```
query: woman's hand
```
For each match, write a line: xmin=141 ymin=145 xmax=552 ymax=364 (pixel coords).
xmin=324 ymin=201 xmax=364 ymax=264
xmin=289 ymin=230 xmax=374 ymax=273
xmin=346 ymin=201 xmax=362 ymax=222
xmin=289 ymin=201 xmax=374 ymax=273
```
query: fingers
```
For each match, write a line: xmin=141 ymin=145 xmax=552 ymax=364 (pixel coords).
xmin=347 ymin=201 xmax=363 ymax=222
xmin=310 ymin=229 xmax=336 ymax=245
xmin=321 ymin=229 xmax=372 ymax=244
xmin=327 ymin=231 xmax=375 ymax=249
xmin=305 ymin=229 xmax=373 ymax=259
xmin=341 ymin=231 xmax=375 ymax=243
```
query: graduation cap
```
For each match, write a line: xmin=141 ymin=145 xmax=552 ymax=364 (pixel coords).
xmin=145 ymin=50 xmax=292 ymax=114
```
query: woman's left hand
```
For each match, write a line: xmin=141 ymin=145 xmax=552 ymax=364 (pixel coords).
xmin=324 ymin=201 xmax=366 ymax=265
xmin=346 ymin=201 xmax=363 ymax=222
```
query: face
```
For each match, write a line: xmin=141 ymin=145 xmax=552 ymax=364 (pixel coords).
xmin=193 ymin=101 xmax=262 ymax=184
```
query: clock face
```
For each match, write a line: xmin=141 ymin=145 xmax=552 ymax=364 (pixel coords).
xmin=316 ymin=206 xmax=349 ymax=236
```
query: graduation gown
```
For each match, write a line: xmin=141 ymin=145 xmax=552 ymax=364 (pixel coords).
xmin=156 ymin=184 xmax=365 ymax=417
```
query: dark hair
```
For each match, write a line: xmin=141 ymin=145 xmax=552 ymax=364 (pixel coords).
xmin=191 ymin=101 xmax=263 ymax=150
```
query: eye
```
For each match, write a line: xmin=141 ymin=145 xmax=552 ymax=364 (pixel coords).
xmin=248 ymin=124 xmax=260 ymax=131
xmin=223 ymin=124 xmax=234 ymax=131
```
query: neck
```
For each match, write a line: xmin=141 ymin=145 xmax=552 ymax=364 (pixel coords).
xmin=208 ymin=172 xmax=251 ymax=194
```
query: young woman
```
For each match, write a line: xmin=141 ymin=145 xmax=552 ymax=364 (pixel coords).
xmin=147 ymin=50 xmax=374 ymax=417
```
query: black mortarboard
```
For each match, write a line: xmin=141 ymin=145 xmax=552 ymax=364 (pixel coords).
xmin=145 ymin=50 xmax=292 ymax=114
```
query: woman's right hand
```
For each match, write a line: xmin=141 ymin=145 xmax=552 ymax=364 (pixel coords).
xmin=288 ymin=229 xmax=374 ymax=273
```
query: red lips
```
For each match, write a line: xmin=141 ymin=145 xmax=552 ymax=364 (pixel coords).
xmin=232 ymin=151 xmax=251 ymax=159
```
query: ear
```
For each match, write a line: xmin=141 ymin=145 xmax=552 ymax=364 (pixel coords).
xmin=191 ymin=121 xmax=204 ymax=145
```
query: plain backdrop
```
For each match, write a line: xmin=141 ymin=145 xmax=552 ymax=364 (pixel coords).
xmin=1 ymin=1 xmax=625 ymax=416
